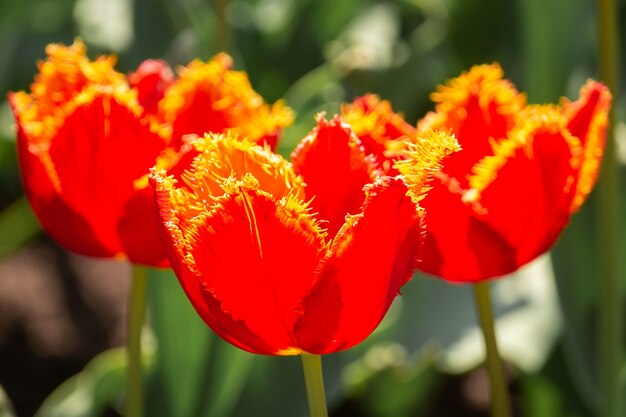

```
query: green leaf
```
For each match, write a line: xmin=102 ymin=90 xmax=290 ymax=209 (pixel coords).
xmin=520 ymin=343 xmax=595 ymax=417
xmin=227 ymin=355 xmax=309 ymax=417
xmin=552 ymin=183 xmax=626 ymax=413
xmin=551 ymin=203 xmax=601 ymax=412
xmin=194 ymin=337 xmax=254 ymax=417
xmin=282 ymin=64 xmax=342 ymax=114
xmin=146 ymin=269 xmax=213 ymax=417
xmin=146 ymin=269 xmax=254 ymax=417
xmin=34 ymin=348 xmax=130 ymax=417
xmin=343 ymin=344 xmax=440 ymax=417
xmin=0 ymin=385 xmax=16 ymax=417
xmin=0 ymin=196 xmax=40 ymax=259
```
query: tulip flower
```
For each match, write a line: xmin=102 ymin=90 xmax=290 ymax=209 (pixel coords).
xmin=151 ymin=120 xmax=458 ymax=415
xmin=158 ymin=53 xmax=292 ymax=150
xmin=152 ymin=125 xmax=459 ymax=354
xmin=398 ymin=64 xmax=611 ymax=283
xmin=9 ymin=39 xmax=293 ymax=267
xmin=9 ymin=40 xmax=171 ymax=266
xmin=9 ymin=39 xmax=293 ymax=417
xmin=339 ymin=94 xmax=419 ymax=175
xmin=127 ymin=59 xmax=175 ymax=115
xmin=395 ymin=64 xmax=611 ymax=417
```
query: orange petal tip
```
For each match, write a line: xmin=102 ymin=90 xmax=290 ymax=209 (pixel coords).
xmin=396 ymin=129 xmax=460 ymax=204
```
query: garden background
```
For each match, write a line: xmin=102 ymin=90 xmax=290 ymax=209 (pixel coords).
xmin=0 ymin=0 xmax=624 ymax=416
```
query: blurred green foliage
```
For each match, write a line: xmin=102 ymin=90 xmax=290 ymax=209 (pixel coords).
xmin=0 ymin=0 xmax=625 ymax=416
xmin=0 ymin=384 xmax=16 ymax=417
xmin=33 ymin=348 xmax=133 ymax=417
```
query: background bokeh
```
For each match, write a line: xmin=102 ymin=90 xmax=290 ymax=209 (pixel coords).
xmin=0 ymin=0 xmax=625 ymax=416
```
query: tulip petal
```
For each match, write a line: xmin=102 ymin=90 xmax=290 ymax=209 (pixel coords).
xmin=341 ymin=95 xmax=417 ymax=174
xmin=152 ymin=175 xmax=276 ymax=354
xmin=562 ymin=81 xmax=611 ymax=212
xmin=158 ymin=54 xmax=293 ymax=149
xmin=182 ymin=134 xmax=303 ymax=202
xmin=25 ymin=40 xmax=123 ymax=129
xmin=15 ymin=117 xmax=114 ymax=257
xmin=291 ymin=115 xmax=379 ymax=238
xmin=418 ymin=172 xmax=516 ymax=282
xmin=469 ymin=106 xmax=580 ymax=272
xmin=419 ymin=64 xmax=526 ymax=188
xmin=294 ymin=177 xmax=423 ymax=353
xmin=156 ymin=173 xmax=325 ymax=354
xmin=118 ymin=187 xmax=170 ymax=267
xmin=45 ymin=91 xmax=166 ymax=262
xmin=128 ymin=59 xmax=174 ymax=116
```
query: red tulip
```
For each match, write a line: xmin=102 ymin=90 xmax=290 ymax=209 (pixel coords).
xmin=398 ymin=64 xmax=611 ymax=282
xmin=151 ymin=123 xmax=456 ymax=354
xmin=291 ymin=114 xmax=381 ymax=238
xmin=157 ymin=53 xmax=293 ymax=150
xmin=128 ymin=59 xmax=174 ymax=115
xmin=340 ymin=94 xmax=418 ymax=175
xmin=9 ymin=40 xmax=292 ymax=267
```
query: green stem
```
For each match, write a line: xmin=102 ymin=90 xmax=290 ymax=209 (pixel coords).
xmin=126 ymin=265 xmax=148 ymax=417
xmin=300 ymin=354 xmax=329 ymax=417
xmin=596 ymin=0 xmax=622 ymax=416
xmin=473 ymin=282 xmax=512 ymax=417
xmin=215 ymin=0 xmax=230 ymax=52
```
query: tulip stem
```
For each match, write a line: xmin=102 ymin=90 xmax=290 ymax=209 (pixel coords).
xmin=597 ymin=0 xmax=623 ymax=416
xmin=300 ymin=354 xmax=329 ymax=417
xmin=215 ymin=0 xmax=229 ymax=52
xmin=126 ymin=265 xmax=148 ymax=417
xmin=473 ymin=282 xmax=512 ymax=417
